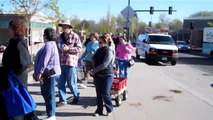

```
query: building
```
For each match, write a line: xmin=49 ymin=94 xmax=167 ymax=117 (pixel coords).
xmin=0 ymin=13 xmax=53 ymax=45
xmin=170 ymin=17 xmax=213 ymax=49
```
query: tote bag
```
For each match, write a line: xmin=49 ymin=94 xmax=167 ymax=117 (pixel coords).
xmin=0 ymin=70 xmax=36 ymax=117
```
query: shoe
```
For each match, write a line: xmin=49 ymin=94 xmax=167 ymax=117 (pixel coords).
xmin=72 ymin=98 xmax=79 ymax=104
xmin=56 ymin=102 xmax=66 ymax=107
xmin=94 ymin=113 xmax=99 ymax=117
xmin=106 ymin=112 xmax=112 ymax=116
xmin=45 ymin=116 xmax=56 ymax=120
xmin=78 ymin=84 xmax=87 ymax=89
xmin=94 ymin=112 xmax=103 ymax=117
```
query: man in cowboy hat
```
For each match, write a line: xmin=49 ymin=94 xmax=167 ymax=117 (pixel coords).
xmin=56 ymin=19 xmax=82 ymax=107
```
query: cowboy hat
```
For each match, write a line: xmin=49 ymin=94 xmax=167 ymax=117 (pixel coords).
xmin=58 ymin=19 xmax=72 ymax=28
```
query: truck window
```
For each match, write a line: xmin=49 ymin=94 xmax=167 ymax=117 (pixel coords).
xmin=138 ymin=34 xmax=146 ymax=41
xmin=148 ymin=36 xmax=175 ymax=45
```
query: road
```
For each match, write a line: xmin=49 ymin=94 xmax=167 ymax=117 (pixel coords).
xmin=28 ymin=51 xmax=213 ymax=120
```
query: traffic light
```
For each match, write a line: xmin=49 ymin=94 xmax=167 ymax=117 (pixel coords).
xmin=149 ymin=21 xmax=152 ymax=27
xmin=150 ymin=6 xmax=154 ymax=15
xmin=168 ymin=6 xmax=172 ymax=14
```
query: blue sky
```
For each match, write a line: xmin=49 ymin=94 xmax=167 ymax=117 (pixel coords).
xmin=1 ymin=0 xmax=212 ymax=24
xmin=58 ymin=0 xmax=213 ymax=24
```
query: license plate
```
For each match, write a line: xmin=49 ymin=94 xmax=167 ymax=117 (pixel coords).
xmin=162 ymin=57 xmax=167 ymax=61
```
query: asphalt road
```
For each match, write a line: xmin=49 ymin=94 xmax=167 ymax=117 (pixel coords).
xmin=28 ymin=51 xmax=213 ymax=120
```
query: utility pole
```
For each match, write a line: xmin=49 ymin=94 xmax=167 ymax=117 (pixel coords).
xmin=126 ymin=0 xmax=130 ymax=42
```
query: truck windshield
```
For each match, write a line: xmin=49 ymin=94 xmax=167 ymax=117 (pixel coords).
xmin=148 ymin=36 xmax=175 ymax=45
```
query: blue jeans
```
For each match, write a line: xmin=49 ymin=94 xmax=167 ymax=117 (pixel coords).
xmin=94 ymin=74 xmax=113 ymax=114
xmin=58 ymin=65 xmax=79 ymax=103
xmin=40 ymin=76 xmax=59 ymax=117
xmin=118 ymin=59 xmax=129 ymax=78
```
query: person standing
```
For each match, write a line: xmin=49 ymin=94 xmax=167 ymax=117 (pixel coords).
xmin=33 ymin=28 xmax=61 ymax=120
xmin=91 ymin=35 xmax=114 ymax=117
xmin=79 ymin=32 xmax=99 ymax=88
xmin=1 ymin=19 xmax=36 ymax=120
xmin=56 ymin=19 xmax=82 ymax=106
xmin=116 ymin=36 xmax=135 ymax=78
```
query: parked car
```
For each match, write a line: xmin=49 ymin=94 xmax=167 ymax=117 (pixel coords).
xmin=176 ymin=41 xmax=191 ymax=52
xmin=0 ymin=45 xmax=6 ymax=53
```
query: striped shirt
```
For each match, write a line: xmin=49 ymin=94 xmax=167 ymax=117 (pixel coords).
xmin=56 ymin=32 xmax=82 ymax=67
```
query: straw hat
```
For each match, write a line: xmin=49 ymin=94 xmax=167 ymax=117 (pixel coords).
xmin=58 ymin=19 xmax=72 ymax=28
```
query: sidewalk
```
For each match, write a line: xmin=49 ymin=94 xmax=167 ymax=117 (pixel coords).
xmin=28 ymin=70 xmax=111 ymax=120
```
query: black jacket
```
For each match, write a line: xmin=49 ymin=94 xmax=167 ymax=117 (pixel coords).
xmin=2 ymin=35 xmax=32 ymax=75
xmin=0 ymin=35 xmax=32 ymax=119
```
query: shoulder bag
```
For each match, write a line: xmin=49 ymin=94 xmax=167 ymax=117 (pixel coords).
xmin=0 ymin=70 xmax=37 ymax=117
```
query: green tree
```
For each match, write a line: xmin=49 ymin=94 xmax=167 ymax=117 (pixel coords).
xmin=169 ymin=19 xmax=183 ymax=32
xmin=7 ymin=0 xmax=60 ymax=45
xmin=130 ymin=17 xmax=139 ymax=39
xmin=189 ymin=11 xmax=213 ymax=18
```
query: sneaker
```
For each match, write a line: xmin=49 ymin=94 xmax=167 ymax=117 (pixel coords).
xmin=94 ymin=113 xmax=99 ymax=117
xmin=78 ymin=84 xmax=87 ymax=89
xmin=56 ymin=102 xmax=66 ymax=107
xmin=106 ymin=112 xmax=112 ymax=116
xmin=94 ymin=112 xmax=103 ymax=117
xmin=45 ymin=116 xmax=56 ymax=120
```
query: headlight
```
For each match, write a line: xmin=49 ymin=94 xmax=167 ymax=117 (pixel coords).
xmin=149 ymin=48 xmax=156 ymax=52
xmin=172 ymin=50 xmax=178 ymax=56
xmin=148 ymin=48 xmax=157 ymax=54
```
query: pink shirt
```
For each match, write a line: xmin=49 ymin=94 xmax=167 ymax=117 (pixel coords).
xmin=116 ymin=43 xmax=135 ymax=60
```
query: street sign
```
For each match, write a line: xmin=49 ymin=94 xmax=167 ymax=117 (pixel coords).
xmin=121 ymin=6 xmax=136 ymax=20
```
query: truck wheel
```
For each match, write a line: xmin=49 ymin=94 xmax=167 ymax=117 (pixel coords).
xmin=210 ymin=50 xmax=213 ymax=57
xmin=171 ymin=61 xmax=176 ymax=65
xmin=123 ymin=90 xmax=128 ymax=101
xmin=115 ymin=95 xmax=122 ymax=106
xmin=136 ymin=50 xmax=140 ymax=59
xmin=145 ymin=53 xmax=150 ymax=63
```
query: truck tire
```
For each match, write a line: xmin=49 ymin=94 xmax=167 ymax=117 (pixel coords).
xmin=210 ymin=50 xmax=213 ymax=57
xmin=145 ymin=52 xmax=150 ymax=63
xmin=136 ymin=49 xmax=140 ymax=59
xmin=171 ymin=61 xmax=176 ymax=65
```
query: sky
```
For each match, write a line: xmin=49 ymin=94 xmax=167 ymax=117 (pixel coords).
xmin=1 ymin=0 xmax=213 ymax=24
xmin=57 ymin=0 xmax=213 ymax=24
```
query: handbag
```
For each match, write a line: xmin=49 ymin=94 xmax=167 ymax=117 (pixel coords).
xmin=127 ymin=58 xmax=135 ymax=67
xmin=0 ymin=70 xmax=37 ymax=117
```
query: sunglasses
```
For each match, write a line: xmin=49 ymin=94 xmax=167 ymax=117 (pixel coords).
xmin=99 ymin=41 xmax=103 ymax=44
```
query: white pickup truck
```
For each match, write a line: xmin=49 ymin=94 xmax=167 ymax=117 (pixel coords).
xmin=135 ymin=33 xmax=178 ymax=65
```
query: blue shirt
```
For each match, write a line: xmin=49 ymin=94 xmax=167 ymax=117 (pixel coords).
xmin=80 ymin=40 xmax=99 ymax=61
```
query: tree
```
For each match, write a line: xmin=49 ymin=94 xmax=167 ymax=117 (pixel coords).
xmin=8 ymin=0 xmax=60 ymax=45
xmin=169 ymin=19 xmax=183 ymax=32
xmin=130 ymin=17 xmax=139 ymax=39
xmin=154 ymin=14 xmax=170 ymax=29
xmin=189 ymin=11 xmax=213 ymax=18
xmin=116 ymin=15 xmax=126 ymax=33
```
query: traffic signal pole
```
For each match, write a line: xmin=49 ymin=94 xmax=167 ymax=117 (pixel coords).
xmin=134 ymin=6 xmax=176 ymax=27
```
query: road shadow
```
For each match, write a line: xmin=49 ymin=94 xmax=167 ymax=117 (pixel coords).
xmin=56 ymin=112 xmax=94 ymax=117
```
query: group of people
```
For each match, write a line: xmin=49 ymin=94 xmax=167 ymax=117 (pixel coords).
xmin=0 ymin=18 xmax=135 ymax=120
